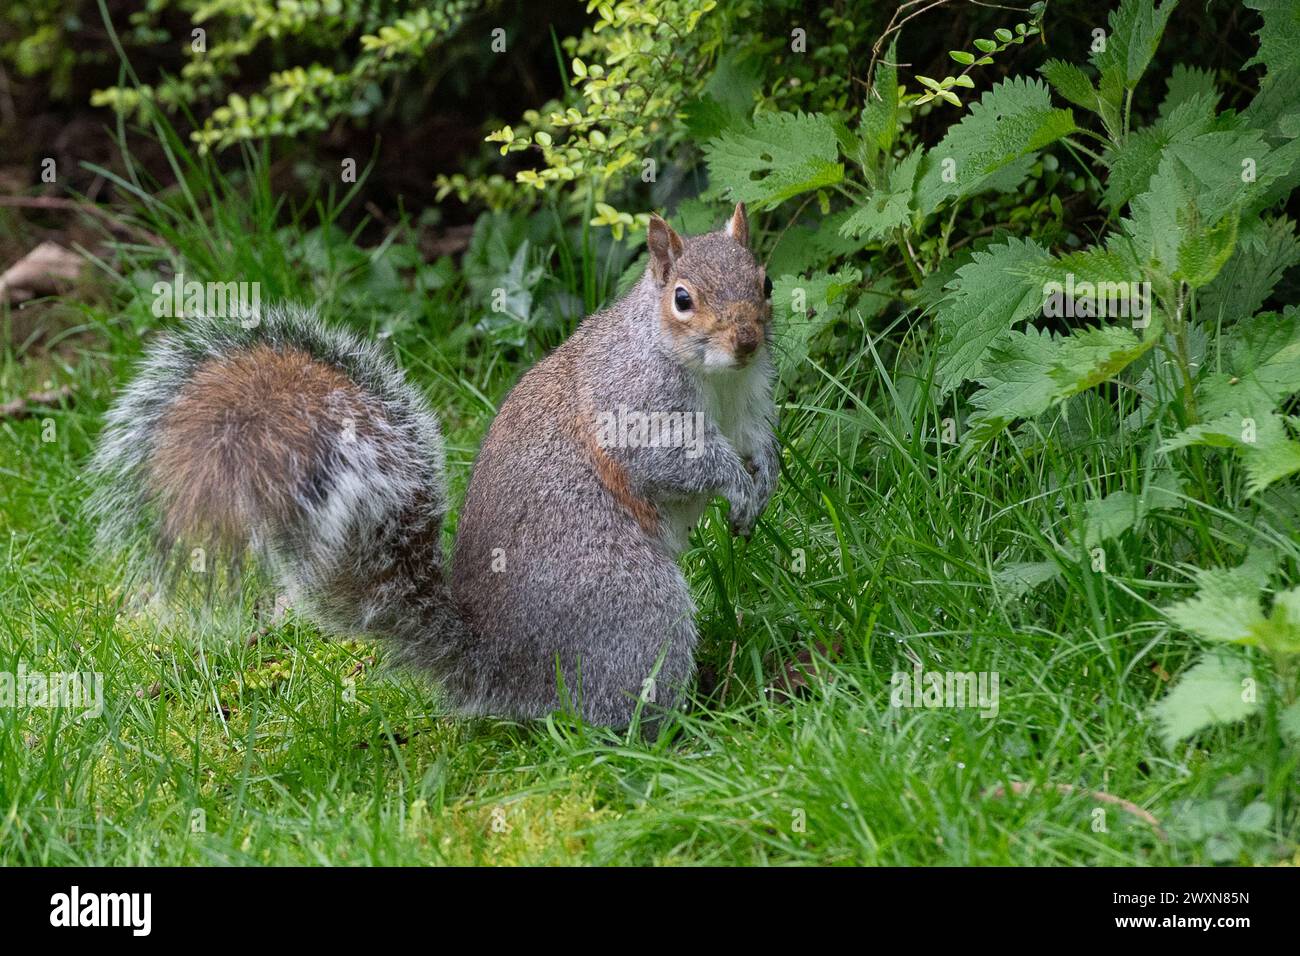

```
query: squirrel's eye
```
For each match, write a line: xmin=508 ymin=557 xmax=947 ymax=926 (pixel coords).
xmin=763 ymin=275 xmax=773 ymax=298
xmin=673 ymin=287 xmax=694 ymax=312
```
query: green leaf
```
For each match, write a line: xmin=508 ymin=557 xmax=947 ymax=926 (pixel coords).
xmin=1102 ymin=92 xmax=1219 ymax=210
xmin=1122 ymin=129 xmax=1289 ymax=282
xmin=1076 ymin=469 xmax=1184 ymax=548
xmin=859 ymin=41 xmax=900 ymax=168
xmin=1158 ymin=64 xmax=1220 ymax=121
xmin=949 ymin=50 xmax=975 ymax=65
xmin=916 ymin=76 xmax=1077 ymax=214
xmin=965 ymin=320 xmax=1159 ymax=440
xmin=1151 ymin=651 xmax=1258 ymax=748
xmin=1280 ymin=700 xmax=1300 ymax=742
xmin=1163 ymin=410 xmax=1300 ymax=494
xmin=994 ymin=560 xmax=1062 ymax=598
xmin=685 ymin=54 xmax=764 ymax=140
xmin=1200 ymin=218 xmax=1300 ymax=327
xmin=765 ymin=208 xmax=867 ymax=276
xmin=1162 ymin=548 xmax=1300 ymax=655
xmin=1244 ymin=0 xmax=1300 ymax=78
xmin=1248 ymin=586 xmax=1300 ymax=654
xmin=1174 ymin=210 xmax=1239 ymax=288
xmin=933 ymin=237 xmax=1053 ymax=391
xmin=1031 ymin=239 xmax=1149 ymax=321
xmin=838 ymin=150 xmax=922 ymax=241
xmin=1197 ymin=305 xmax=1300 ymax=420
xmin=1040 ymin=58 xmax=1100 ymax=112
xmin=1092 ymin=0 xmax=1179 ymax=100
xmin=703 ymin=111 xmax=844 ymax=209
xmin=965 ymin=325 xmax=1063 ymax=436
xmin=1048 ymin=322 xmax=1160 ymax=398
xmin=770 ymin=267 xmax=862 ymax=378
xmin=1165 ymin=549 xmax=1279 ymax=644
xmin=1238 ymin=417 xmax=1300 ymax=493
xmin=1236 ymin=801 xmax=1274 ymax=834
xmin=1240 ymin=44 xmax=1300 ymax=142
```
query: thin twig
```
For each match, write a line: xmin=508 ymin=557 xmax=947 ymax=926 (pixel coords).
xmin=983 ymin=780 xmax=1168 ymax=841
xmin=0 ymin=195 xmax=165 ymax=247
xmin=0 ymin=384 xmax=74 ymax=419
xmin=717 ymin=640 xmax=739 ymax=705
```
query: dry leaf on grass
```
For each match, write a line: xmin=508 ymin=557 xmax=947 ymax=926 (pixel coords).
xmin=0 ymin=241 xmax=83 ymax=303
xmin=770 ymin=637 xmax=843 ymax=700
xmin=0 ymin=383 xmax=73 ymax=419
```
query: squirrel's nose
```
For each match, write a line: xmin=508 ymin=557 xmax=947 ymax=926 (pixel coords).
xmin=734 ymin=327 xmax=760 ymax=359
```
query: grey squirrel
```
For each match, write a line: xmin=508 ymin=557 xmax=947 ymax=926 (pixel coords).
xmin=90 ymin=202 xmax=779 ymax=726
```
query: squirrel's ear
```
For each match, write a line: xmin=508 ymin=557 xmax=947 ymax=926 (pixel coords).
xmin=647 ymin=214 xmax=684 ymax=284
xmin=725 ymin=201 xmax=749 ymax=247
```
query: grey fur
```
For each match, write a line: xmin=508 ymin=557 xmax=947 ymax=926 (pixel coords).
xmin=90 ymin=219 xmax=778 ymax=726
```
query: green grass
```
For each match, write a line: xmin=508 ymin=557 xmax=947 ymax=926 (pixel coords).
xmin=1 ymin=144 xmax=1296 ymax=867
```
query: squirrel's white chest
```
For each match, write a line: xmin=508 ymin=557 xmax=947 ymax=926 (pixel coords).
xmin=659 ymin=362 xmax=771 ymax=552
xmin=700 ymin=360 xmax=772 ymax=453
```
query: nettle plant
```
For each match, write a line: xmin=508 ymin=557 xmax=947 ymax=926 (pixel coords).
xmin=691 ymin=0 xmax=1300 ymax=746
xmin=437 ymin=0 xmax=888 ymax=233
xmin=935 ymin=0 xmax=1300 ymax=748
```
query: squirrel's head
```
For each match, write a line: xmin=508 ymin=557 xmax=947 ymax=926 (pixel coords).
xmin=647 ymin=202 xmax=771 ymax=373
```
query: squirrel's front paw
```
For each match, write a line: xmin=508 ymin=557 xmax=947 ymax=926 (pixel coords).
xmin=727 ymin=488 xmax=761 ymax=538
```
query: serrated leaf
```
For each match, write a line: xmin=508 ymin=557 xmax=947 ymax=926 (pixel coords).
xmin=1049 ymin=323 xmax=1159 ymax=398
xmin=933 ymin=237 xmax=1053 ymax=391
xmin=1201 ymin=218 xmax=1300 ymax=328
xmin=1240 ymin=420 xmax=1300 ymax=493
xmin=1102 ymin=92 xmax=1219 ymax=210
xmin=770 ymin=267 xmax=862 ymax=377
xmin=1244 ymin=0 xmax=1300 ymax=78
xmin=1280 ymin=700 xmax=1300 ymax=742
xmin=965 ymin=325 xmax=1063 ymax=436
xmin=703 ymin=111 xmax=844 ymax=209
xmin=1122 ymin=129 xmax=1288 ymax=280
xmin=1158 ymin=64 xmax=1221 ymax=121
xmin=838 ymin=150 xmax=921 ymax=241
xmin=994 ymin=560 xmax=1062 ymax=598
xmin=1164 ymin=409 xmax=1300 ymax=494
xmin=1237 ymin=801 xmax=1273 ymax=833
xmin=1165 ymin=549 xmax=1278 ymax=643
xmin=1091 ymin=0 xmax=1179 ymax=96
xmin=1198 ymin=311 xmax=1300 ymax=424
xmin=1032 ymin=239 xmax=1149 ymax=321
xmin=916 ymin=76 xmax=1077 ymax=214
xmin=1247 ymin=586 xmax=1300 ymax=654
xmin=859 ymin=40 xmax=900 ymax=172
xmin=965 ymin=320 xmax=1158 ymax=440
xmin=1152 ymin=651 xmax=1258 ymax=748
xmin=1163 ymin=548 xmax=1300 ymax=655
xmin=1077 ymin=469 xmax=1184 ymax=548
xmin=1040 ymin=58 xmax=1100 ymax=112
xmin=1175 ymin=209 xmax=1238 ymax=287
xmin=1241 ymin=44 xmax=1300 ymax=148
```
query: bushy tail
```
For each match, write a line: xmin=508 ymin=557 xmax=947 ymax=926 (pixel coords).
xmin=89 ymin=305 xmax=471 ymax=680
